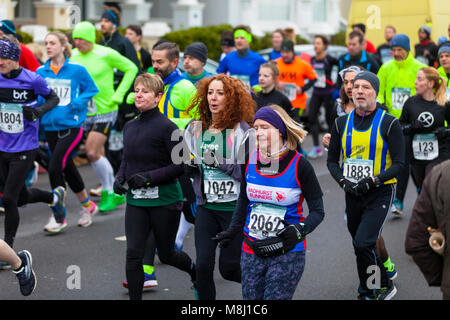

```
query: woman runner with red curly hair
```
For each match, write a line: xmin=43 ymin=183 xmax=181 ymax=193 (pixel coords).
xmin=184 ymin=74 xmax=256 ymax=300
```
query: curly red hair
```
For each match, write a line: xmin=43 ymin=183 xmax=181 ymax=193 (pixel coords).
xmin=187 ymin=74 xmax=256 ymax=129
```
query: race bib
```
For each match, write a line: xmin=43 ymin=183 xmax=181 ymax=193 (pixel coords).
xmin=87 ymin=99 xmax=97 ymax=114
xmin=46 ymin=78 xmax=71 ymax=106
xmin=108 ymin=129 xmax=123 ymax=151
xmin=412 ymin=133 xmax=439 ymax=160
xmin=231 ymin=75 xmax=250 ymax=88
xmin=314 ymin=69 xmax=327 ymax=88
xmin=280 ymin=82 xmax=297 ymax=100
xmin=343 ymin=158 xmax=373 ymax=183
xmin=380 ymin=48 xmax=393 ymax=64
xmin=131 ymin=186 xmax=159 ymax=199
xmin=416 ymin=56 xmax=429 ymax=66
xmin=203 ymin=166 xmax=238 ymax=203
xmin=392 ymin=87 xmax=411 ymax=110
xmin=248 ymin=203 xmax=286 ymax=240
xmin=0 ymin=103 xmax=24 ymax=134
xmin=446 ymin=87 xmax=450 ymax=101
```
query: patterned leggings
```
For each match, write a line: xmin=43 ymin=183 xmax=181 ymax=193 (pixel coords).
xmin=241 ymin=250 xmax=305 ymax=300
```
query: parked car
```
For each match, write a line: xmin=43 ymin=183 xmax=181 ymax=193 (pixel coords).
xmin=259 ymin=44 xmax=348 ymax=132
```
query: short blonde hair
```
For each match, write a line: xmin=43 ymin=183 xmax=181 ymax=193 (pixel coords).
xmin=134 ymin=73 xmax=164 ymax=95
xmin=267 ymin=104 xmax=308 ymax=150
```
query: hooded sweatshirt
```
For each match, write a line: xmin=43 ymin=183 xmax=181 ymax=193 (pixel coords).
xmin=70 ymin=21 xmax=138 ymax=116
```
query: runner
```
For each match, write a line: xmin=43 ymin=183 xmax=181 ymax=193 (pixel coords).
xmin=71 ymin=21 xmax=138 ymax=213
xmin=307 ymin=35 xmax=338 ymax=159
xmin=219 ymin=30 xmax=235 ymax=62
xmin=376 ymin=25 xmax=396 ymax=65
xmin=253 ymin=61 xmax=293 ymax=114
xmin=377 ymin=34 xmax=427 ymax=215
xmin=352 ymin=23 xmax=377 ymax=54
xmin=113 ymin=73 xmax=196 ymax=300
xmin=327 ymin=71 xmax=403 ymax=300
xmin=36 ymin=31 xmax=99 ymax=231
xmin=276 ymin=39 xmax=317 ymax=122
xmin=184 ymin=74 xmax=255 ymax=300
xmin=414 ymin=25 xmax=439 ymax=67
xmin=437 ymin=44 xmax=450 ymax=99
xmin=399 ymin=67 xmax=450 ymax=190
xmin=214 ymin=105 xmax=325 ymax=300
xmin=0 ymin=240 xmax=36 ymax=296
xmin=0 ymin=35 xmax=65 ymax=252
xmin=125 ymin=24 xmax=152 ymax=73
xmin=269 ymin=29 xmax=285 ymax=60
xmin=182 ymin=42 xmax=213 ymax=85
xmin=216 ymin=25 xmax=266 ymax=90
xmin=323 ymin=66 xmax=398 ymax=281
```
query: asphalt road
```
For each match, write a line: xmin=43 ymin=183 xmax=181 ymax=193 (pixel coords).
xmin=0 ymin=135 xmax=443 ymax=300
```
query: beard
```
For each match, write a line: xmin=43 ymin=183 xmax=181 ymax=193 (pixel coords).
xmin=352 ymin=95 xmax=376 ymax=112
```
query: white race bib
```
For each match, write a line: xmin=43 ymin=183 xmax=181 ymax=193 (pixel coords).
xmin=46 ymin=78 xmax=71 ymax=106
xmin=280 ymin=82 xmax=297 ymax=100
xmin=314 ymin=69 xmax=327 ymax=88
xmin=203 ymin=166 xmax=238 ymax=203
xmin=248 ymin=203 xmax=286 ymax=240
xmin=231 ymin=75 xmax=250 ymax=88
xmin=108 ymin=129 xmax=123 ymax=151
xmin=412 ymin=133 xmax=439 ymax=160
xmin=0 ymin=103 xmax=24 ymax=133
xmin=446 ymin=87 xmax=450 ymax=101
xmin=131 ymin=186 xmax=159 ymax=199
xmin=343 ymin=158 xmax=373 ymax=183
xmin=87 ymin=99 xmax=97 ymax=114
xmin=392 ymin=87 xmax=411 ymax=110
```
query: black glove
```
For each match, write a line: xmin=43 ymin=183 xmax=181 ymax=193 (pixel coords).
xmin=276 ymin=220 xmax=306 ymax=253
xmin=434 ymin=127 xmax=450 ymax=139
xmin=127 ymin=172 xmax=151 ymax=189
xmin=353 ymin=176 xmax=376 ymax=195
xmin=211 ymin=225 xmax=241 ymax=248
xmin=113 ymin=176 xmax=127 ymax=195
xmin=22 ymin=106 xmax=43 ymax=121
xmin=339 ymin=179 xmax=359 ymax=196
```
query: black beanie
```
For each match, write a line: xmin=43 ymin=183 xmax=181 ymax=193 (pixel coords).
xmin=353 ymin=71 xmax=380 ymax=95
xmin=184 ymin=42 xmax=208 ymax=64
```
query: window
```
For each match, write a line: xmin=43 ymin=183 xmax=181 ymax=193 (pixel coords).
xmin=312 ymin=0 xmax=327 ymax=22
xmin=258 ymin=0 xmax=290 ymax=21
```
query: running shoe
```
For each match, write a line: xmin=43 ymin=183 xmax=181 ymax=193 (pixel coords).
xmin=13 ymin=250 xmax=36 ymax=296
xmin=358 ymin=285 xmax=397 ymax=300
xmin=391 ymin=198 xmax=403 ymax=216
xmin=99 ymin=190 xmax=117 ymax=212
xmin=114 ymin=193 xmax=126 ymax=206
xmin=44 ymin=215 xmax=68 ymax=233
xmin=122 ymin=271 xmax=159 ymax=289
xmin=49 ymin=186 xmax=67 ymax=223
xmin=191 ymin=280 xmax=199 ymax=300
xmin=307 ymin=146 xmax=323 ymax=159
xmin=385 ymin=263 xmax=398 ymax=280
xmin=25 ymin=161 xmax=39 ymax=187
xmin=0 ymin=261 xmax=11 ymax=270
xmin=89 ymin=184 xmax=102 ymax=197
xmin=78 ymin=201 xmax=98 ymax=227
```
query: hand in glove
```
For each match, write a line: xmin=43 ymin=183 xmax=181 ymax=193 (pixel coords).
xmin=127 ymin=172 xmax=151 ymax=189
xmin=276 ymin=220 xmax=306 ymax=253
xmin=353 ymin=176 xmax=376 ymax=195
xmin=211 ymin=225 xmax=241 ymax=248
xmin=22 ymin=106 xmax=43 ymax=121
xmin=339 ymin=179 xmax=359 ymax=196
xmin=113 ymin=176 xmax=128 ymax=195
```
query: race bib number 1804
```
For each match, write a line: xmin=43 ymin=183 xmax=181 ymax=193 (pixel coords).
xmin=0 ymin=103 xmax=24 ymax=134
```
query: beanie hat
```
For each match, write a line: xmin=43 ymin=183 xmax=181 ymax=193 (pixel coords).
xmin=280 ymin=39 xmax=294 ymax=52
xmin=184 ymin=42 xmax=208 ymax=64
xmin=390 ymin=34 xmax=410 ymax=51
xmin=438 ymin=43 xmax=450 ymax=56
xmin=353 ymin=71 xmax=380 ymax=95
xmin=254 ymin=106 xmax=287 ymax=138
xmin=0 ymin=38 xmax=20 ymax=62
xmin=419 ymin=25 xmax=431 ymax=38
xmin=101 ymin=9 xmax=119 ymax=27
xmin=437 ymin=37 xmax=448 ymax=46
xmin=72 ymin=21 xmax=96 ymax=44
xmin=0 ymin=20 xmax=16 ymax=35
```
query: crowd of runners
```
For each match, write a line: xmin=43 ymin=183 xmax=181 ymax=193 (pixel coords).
xmin=0 ymin=6 xmax=450 ymax=300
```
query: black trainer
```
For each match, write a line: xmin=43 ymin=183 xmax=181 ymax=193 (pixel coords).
xmin=12 ymin=250 xmax=36 ymax=296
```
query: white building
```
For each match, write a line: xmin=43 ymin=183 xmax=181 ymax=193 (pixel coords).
xmin=4 ymin=0 xmax=349 ymax=40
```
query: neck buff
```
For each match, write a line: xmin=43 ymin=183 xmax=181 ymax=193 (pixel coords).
xmin=163 ymin=69 xmax=183 ymax=86
xmin=0 ymin=38 xmax=20 ymax=62
xmin=254 ymin=106 xmax=287 ymax=138
xmin=234 ymin=29 xmax=252 ymax=43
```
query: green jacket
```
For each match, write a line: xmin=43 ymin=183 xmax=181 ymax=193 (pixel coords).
xmin=377 ymin=53 xmax=427 ymax=118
